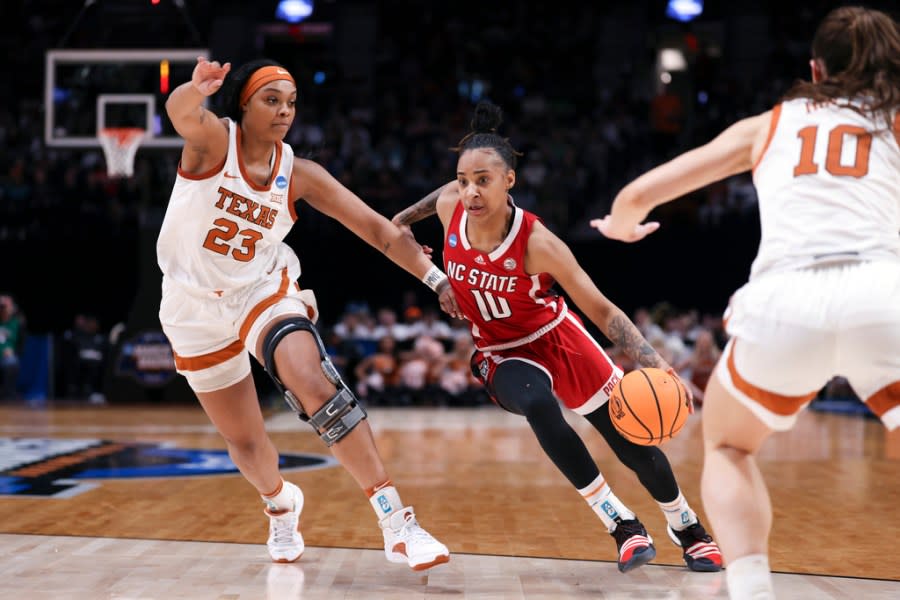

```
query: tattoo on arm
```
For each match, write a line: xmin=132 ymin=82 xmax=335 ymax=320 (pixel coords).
xmin=394 ymin=185 xmax=443 ymax=226
xmin=382 ymin=241 xmax=391 ymax=254
xmin=606 ymin=314 xmax=664 ymax=369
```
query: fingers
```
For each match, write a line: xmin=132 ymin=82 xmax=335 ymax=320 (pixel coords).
xmin=684 ymin=383 xmax=695 ymax=415
xmin=448 ymin=295 xmax=462 ymax=320
xmin=196 ymin=57 xmax=231 ymax=77
xmin=589 ymin=216 xmax=660 ymax=243
xmin=439 ymin=289 xmax=463 ymax=320
xmin=667 ymin=367 xmax=695 ymax=414
xmin=588 ymin=216 xmax=609 ymax=231
xmin=640 ymin=221 xmax=661 ymax=234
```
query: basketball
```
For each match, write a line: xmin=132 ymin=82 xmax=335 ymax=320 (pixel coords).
xmin=608 ymin=367 xmax=689 ymax=446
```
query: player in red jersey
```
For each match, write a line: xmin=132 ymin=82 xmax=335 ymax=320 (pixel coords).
xmin=392 ymin=100 xmax=722 ymax=574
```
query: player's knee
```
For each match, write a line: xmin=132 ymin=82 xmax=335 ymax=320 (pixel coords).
xmin=307 ymin=386 xmax=367 ymax=446
xmin=278 ymin=361 xmax=335 ymax=408
xmin=520 ymin=390 xmax=560 ymax=420
xmin=261 ymin=316 xmax=328 ymax=412
xmin=493 ymin=361 xmax=555 ymax=417
xmin=221 ymin=431 xmax=269 ymax=456
xmin=260 ymin=315 xmax=366 ymax=446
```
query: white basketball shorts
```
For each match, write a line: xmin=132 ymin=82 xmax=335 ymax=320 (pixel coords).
xmin=159 ymin=267 xmax=319 ymax=394
xmin=716 ymin=259 xmax=900 ymax=431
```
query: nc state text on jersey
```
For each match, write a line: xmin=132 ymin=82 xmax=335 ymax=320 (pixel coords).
xmin=447 ymin=261 xmax=518 ymax=293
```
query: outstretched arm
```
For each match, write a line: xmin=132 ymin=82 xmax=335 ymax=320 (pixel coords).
xmin=391 ymin=182 xmax=459 ymax=258
xmin=295 ymin=161 xmax=462 ymax=318
xmin=392 ymin=182 xmax=454 ymax=227
xmin=592 ymin=111 xmax=770 ymax=242
xmin=165 ymin=56 xmax=231 ymax=173
xmin=526 ymin=224 xmax=693 ymax=408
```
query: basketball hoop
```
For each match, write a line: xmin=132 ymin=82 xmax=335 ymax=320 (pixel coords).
xmin=98 ymin=127 xmax=146 ymax=177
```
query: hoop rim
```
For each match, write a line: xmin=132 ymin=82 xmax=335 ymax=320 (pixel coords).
xmin=98 ymin=127 xmax=147 ymax=144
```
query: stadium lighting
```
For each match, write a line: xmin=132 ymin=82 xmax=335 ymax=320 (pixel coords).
xmin=666 ymin=0 xmax=703 ymax=23
xmin=660 ymin=48 xmax=688 ymax=71
xmin=276 ymin=0 xmax=314 ymax=24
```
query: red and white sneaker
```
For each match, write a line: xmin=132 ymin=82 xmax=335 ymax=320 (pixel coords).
xmin=381 ymin=507 xmax=450 ymax=571
xmin=264 ymin=482 xmax=305 ymax=563
xmin=610 ymin=517 xmax=656 ymax=573
xmin=667 ymin=521 xmax=722 ymax=572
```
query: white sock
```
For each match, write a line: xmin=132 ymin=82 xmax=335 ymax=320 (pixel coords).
xmin=726 ymin=554 xmax=775 ymax=600
xmin=658 ymin=490 xmax=698 ymax=531
xmin=367 ymin=480 xmax=404 ymax=521
xmin=578 ymin=474 xmax=636 ymax=531
xmin=261 ymin=479 xmax=296 ymax=512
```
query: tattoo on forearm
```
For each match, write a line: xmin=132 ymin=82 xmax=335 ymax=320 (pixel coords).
xmin=382 ymin=241 xmax=391 ymax=254
xmin=394 ymin=186 xmax=442 ymax=226
xmin=606 ymin=314 xmax=664 ymax=369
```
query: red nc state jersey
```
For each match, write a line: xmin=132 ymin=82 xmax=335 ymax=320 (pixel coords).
xmin=443 ymin=200 xmax=567 ymax=350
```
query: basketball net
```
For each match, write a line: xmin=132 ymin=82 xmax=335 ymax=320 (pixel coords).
xmin=98 ymin=127 xmax=145 ymax=178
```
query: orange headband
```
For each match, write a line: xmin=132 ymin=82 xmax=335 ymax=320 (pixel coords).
xmin=239 ymin=66 xmax=296 ymax=106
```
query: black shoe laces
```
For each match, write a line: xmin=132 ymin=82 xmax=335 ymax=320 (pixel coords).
xmin=612 ymin=519 xmax=647 ymax=546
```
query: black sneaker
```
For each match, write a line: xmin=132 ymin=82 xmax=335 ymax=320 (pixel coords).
xmin=666 ymin=521 xmax=723 ymax=572
xmin=610 ymin=517 xmax=656 ymax=573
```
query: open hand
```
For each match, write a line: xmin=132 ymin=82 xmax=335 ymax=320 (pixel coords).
xmin=436 ymin=281 xmax=463 ymax=321
xmin=395 ymin=223 xmax=433 ymax=259
xmin=667 ymin=367 xmax=695 ymax=414
xmin=590 ymin=215 xmax=660 ymax=243
xmin=192 ymin=57 xmax=231 ymax=97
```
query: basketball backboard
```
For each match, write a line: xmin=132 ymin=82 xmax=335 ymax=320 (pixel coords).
xmin=45 ymin=49 xmax=208 ymax=148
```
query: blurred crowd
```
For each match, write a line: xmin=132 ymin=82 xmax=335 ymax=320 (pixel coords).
xmin=0 ymin=4 xmax=827 ymax=252
xmin=0 ymin=2 xmax=874 ymax=409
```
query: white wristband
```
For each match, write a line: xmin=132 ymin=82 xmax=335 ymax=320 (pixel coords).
xmin=422 ymin=265 xmax=449 ymax=292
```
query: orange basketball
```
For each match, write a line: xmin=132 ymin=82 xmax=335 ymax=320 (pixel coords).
xmin=608 ymin=367 xmax=689 ymax=446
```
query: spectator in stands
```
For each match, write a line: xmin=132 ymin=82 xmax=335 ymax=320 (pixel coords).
xmin=675 ymin=328 xmax=721 ymax=407
xmin=332 ymin=308 xmax=375 ymax=342
xmin=435 ymin=336 xmax=486 ymax=406
xmin=407 ymin=306 xmax=454 ymax=344
xmin=354 ymin=335 xmax=400 ymax=405
xmin=0 ymin=293 xmax=25 ymax=400
xmin=60 ymin=313 xmax=108 ymax=404
xmin=395 ymin=337 xmax=438 ymax=406
xmin=371 ymin=307 xmax=411 ymax=343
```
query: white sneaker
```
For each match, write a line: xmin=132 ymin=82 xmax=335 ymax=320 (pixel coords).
xmin=381 ymin=506 xmax=450 ymax=571
xmin=265 ymin=482 xmax=305 ymax=563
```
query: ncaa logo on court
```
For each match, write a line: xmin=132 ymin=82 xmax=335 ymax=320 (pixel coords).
xmin=275 ymin=175 xmax=288 ymax=189
xmin=0 ymin=438 xmax=338 ymax=498
xmin=449 ymin=233 xmax=458 ymax=247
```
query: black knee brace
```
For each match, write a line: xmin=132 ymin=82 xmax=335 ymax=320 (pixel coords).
xmin=261 ymin=316 xmax=367 ymax=446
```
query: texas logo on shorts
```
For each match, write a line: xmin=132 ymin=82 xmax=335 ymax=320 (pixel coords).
xmin=0 ymin=437 xmax=338 ymax=498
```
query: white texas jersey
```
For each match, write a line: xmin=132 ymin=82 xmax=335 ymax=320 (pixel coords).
xmin=157 ymin=118 xmax=300 ymax=294
xmin=751 ymin=98 xmax=900 ymax=278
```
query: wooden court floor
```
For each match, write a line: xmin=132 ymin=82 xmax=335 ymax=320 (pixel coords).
xmin=1 ymin=401 xmax=898 ymax=599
